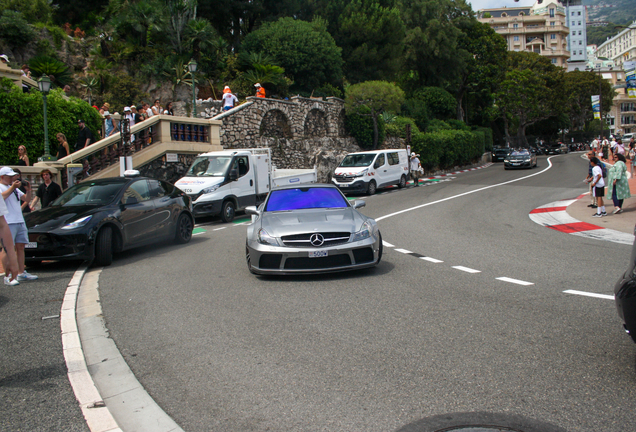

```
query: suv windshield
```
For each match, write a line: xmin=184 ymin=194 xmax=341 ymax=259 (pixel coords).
xmin=265 ymin=188 xmax=348 ymax=211
xmin=186 ymin=156 xmax=232 ymax=177
xmin=52 ymin=181 xmax=125 ymax=206
xmin=339 ymin=153 xmax=377 ymax=167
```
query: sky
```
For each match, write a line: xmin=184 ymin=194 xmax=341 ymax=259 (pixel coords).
xmin=468 ymin=0 xmax=534 ymax=10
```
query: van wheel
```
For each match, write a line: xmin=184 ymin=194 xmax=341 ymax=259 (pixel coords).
xmin=221 ymin=201 xmax=236 ymax=223
xmin=94 ymin=226 xmax=113 ymax=267
xmin=367 ymin=180 xmax=377 ymax=195
xmin=398 ymin=175 xmax=406 ymax=188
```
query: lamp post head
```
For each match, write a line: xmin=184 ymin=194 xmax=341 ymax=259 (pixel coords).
xmin=187 ymin=59 xmax=197 ymax=73
xmin=38 ymin=75 xmax=51 ymax=94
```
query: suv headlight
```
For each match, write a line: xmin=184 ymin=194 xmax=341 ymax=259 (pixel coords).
xmin=351 ymin=220 xmax=373 ymax=242
xmin=257 ymin=228 xmax=279 ymax=246
xmin=62 ymin=215 xmax=92 ymax=230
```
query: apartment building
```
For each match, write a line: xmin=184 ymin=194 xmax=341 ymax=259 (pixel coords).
xmin=477 ymin=0 xmax=571 ymax=68
xmin=596 ymin=22 xmax=636 ymax=69
xmin=563 ymin=0 xmax=587 ymax=68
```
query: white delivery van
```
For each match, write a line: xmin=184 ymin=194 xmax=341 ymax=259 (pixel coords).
xmin=175 ymin=148 xmax=317 ymax=222
xmin=332 ymin=149 xmax=409 ymax=194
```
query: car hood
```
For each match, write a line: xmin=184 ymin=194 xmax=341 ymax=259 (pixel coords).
xmin=174 ymin=176 xmax=224 ymax=194
xmin=25 ymin=205 xmax=104 ymax=230
xmin=259 ymin=208 xmax=366 ymax=236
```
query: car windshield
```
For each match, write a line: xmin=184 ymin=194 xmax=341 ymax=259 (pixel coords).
xmin=265 ymin=188 xmax=348 ymax=212
xmin=495 ymin=149 xmax=509 ymax=154
xmin=510 ymin=151 xmax=529 ymax=156
xmin=186 ymin=156 xmax=232 ymax=177
xmin=52 ymin=181 xmax=125 ymax=206
xmin=339 ymin=153 xmax=376 ymax=167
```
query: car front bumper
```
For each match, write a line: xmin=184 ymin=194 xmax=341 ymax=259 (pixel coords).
xmin=331 ymin=179 xmax=368 ymax=193
xmin=247 ymin=234 xmax=381 ymax=275
xmin=504 ymin=160 xmax=533 ymax=169
xmin=24 ymin=231 xmax=93 ymax=262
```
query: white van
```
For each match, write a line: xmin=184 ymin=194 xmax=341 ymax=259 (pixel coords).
xmin=331 ymin=149 xmax=409 ymax=194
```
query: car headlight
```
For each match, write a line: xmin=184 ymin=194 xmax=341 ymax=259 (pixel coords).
xmin=61 ymin=215 xmax=92 ymax=230
xmin=257 ymin=228 xmax=279 ymax=246
xmin=353 ymin=169 xmax=368 ymax=178
xmin=504 ymin=159 xmax=509 ymax=163
xmin=202 ymin=184 xmax=221 ymax=194
xmin=351 ymin=220 xmax=373 ymax=242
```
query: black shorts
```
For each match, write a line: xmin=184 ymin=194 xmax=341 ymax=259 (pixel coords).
xmin=594 ymin=186 xmax=605 ymax=198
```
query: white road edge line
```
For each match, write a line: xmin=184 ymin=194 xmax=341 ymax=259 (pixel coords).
xmin=420 ymin=257 xmax=443 ymax=263
xmin=496 ymin=277 xmax=534 ymax=286
xmin=376 ymin=158 xmax=554 ymax=222
xmin=563 ymin=289 xmax=614 ymax=300
xmin=452 ymin=266 xmax=481 ymax=273
xmin=213 ymin=227 xmax=226 ymax=231
xmin=192 ymin=232 xmax=206 ymax=236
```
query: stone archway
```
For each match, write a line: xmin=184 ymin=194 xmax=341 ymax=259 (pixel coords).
xmin=259 ymin=109 xmax=292 ymax=138
xmin=304 ymin=108 xmax=329 ymax=137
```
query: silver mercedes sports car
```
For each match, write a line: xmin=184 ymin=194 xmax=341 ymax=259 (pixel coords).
xmin=245 ymin=184 xmax=382 ymax=275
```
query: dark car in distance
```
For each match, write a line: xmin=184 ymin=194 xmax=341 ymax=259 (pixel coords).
xmin=504 ymin=149 xmax=537 ymax=169
xmin=24 ymin=172 xmax=194 ymax=266
xmin=614 ymin=225 xmax=636 ymax=343
xmin=492 ymin=147 xmax=511 ymax=162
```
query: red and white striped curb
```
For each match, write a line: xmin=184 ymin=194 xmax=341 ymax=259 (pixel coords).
xmin=529 ymin=194 xmax=634 ymax=245
xmin=425 ymin=163 xmax=493 ymax=180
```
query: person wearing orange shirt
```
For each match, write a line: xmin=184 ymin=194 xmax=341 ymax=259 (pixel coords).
xmin=255 ymin=83 xmax=265 ymax=98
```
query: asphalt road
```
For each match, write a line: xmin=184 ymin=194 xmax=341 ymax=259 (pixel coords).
xmin=4 ymin=153 xmax=636 ymax=431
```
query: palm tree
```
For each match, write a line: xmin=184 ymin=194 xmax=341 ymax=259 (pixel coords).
xmin=79 ymin=76 xmax=100 ymax=105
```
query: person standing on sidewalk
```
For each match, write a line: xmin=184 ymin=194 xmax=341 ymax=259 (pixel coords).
xmin=607 ymin=153 xmax=631 ymax=214
xmin=410 ymin=152 xmax=421 ymax=187
xmin=589 ymin=157 xmax=607 ymax=218
xmin=584 ymin=151 xmax=597 ymax=208
xmin=0 ymin=167 xmax=37 ymax=285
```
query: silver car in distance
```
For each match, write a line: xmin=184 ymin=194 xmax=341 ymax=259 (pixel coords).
xmin=245 ymin=184 xmax=382 ymax=275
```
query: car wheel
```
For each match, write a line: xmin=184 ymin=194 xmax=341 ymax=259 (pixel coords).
xmin=174 ymin=213 xmax=193 ymax=244
xmin=221 ymin=200 xmax=236 ymax=223
xmin=246 ymin=243 xmax=256 ymax=274
xmin=398 ymin=175 xmax=406 ymax=189
xmin=377 ymin=232 xmax=383 ymax=264
xmin=367 ymin=180 xmax=377 ymax=195
xmin=94 ymin=226 xmax=113 ymax=267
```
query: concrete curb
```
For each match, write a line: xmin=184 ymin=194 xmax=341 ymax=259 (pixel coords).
xmin=62 ymin=266 xmax=184 ymax=432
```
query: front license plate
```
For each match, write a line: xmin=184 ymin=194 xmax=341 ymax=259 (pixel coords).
xmin=309 ymin=250 xmax=328 ymax=258
xmin=340 ymin=184 xmax=349 ymax=187
xmin=25 ymin=242 xmax=37 ymax=249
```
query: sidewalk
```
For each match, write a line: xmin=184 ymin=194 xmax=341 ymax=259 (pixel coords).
xmin=566 ymin=167 xmax=636 ymax=235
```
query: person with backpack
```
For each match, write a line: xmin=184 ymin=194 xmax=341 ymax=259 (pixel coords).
xmin=588 ymin=156 xmax=607 ymax=217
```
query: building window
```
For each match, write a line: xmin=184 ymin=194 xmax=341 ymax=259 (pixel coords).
xmin=622 ymin=115 xmax=635 ymax=125
xmin=579 ymin=41 xmax=582 ymax=45
xmin=514 ymin=36 xmax=520 ymax=41
xmin=513 ymin=23 xmax=518 ymax=29
xmin=551 ymin=58 xmax=557 ymax=64
xmin=550 ymin=21 xmax=556 ymax=26
xmin=621 ymin=103 xmax=635 ymax=112
xmin=551 ymin=34 xmax=556 ymax=39
xmin=579 ymin=50 xmax=583 ymax=55
xmin=578 ymin=21 xmax=581 ymax=26
xmin=550 ymin=8 xmax=555 ymax=17
xmin=578 ymin=11 xmax=581 ymax=15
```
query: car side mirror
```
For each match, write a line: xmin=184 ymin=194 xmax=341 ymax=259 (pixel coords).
xmin=229 ymin=169 xmax=238 ymax=181
xmin=245 ymin=206 xmax=260 ymax=216
xmin=125 ymin=196 xmax=138 ymax=205
xmin=353 ymin=200 xmax=366 ymax=209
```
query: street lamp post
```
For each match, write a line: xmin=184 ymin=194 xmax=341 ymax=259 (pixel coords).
xmin=37 ymin=75 xmax=56 ymax=162
xmin=597 ymin=66 xmax=603 ymax=140
xmin=187 ymin=59 xmax=198 ymax=118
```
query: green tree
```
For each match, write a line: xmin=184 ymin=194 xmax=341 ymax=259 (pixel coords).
xmin=494 ymin=52 xmax=565 ymax=147
xmin=241 ymin=17 xmax=344 ymax=93
xmin=28 ymin=56 xmax=72 ymax=88
xmin=0 ymin=0 xmax=52 ymax=23
xmin=166 ymin=0 xmax=197 ymax=54
xmin=415 ymin=87 xmax=456 ymax=120
xmin=399 ymin=0 xmax=473 ymax=90
xmin=0 ymin=10 xmax=38 ymax=51
xmin=345 ymin=80 xmax=405 ymax=149
xmin=454 ymin=20 xmax=507 ymax=123
xmin=185 ymin=18 xmax=218 ymax=62
xmin=563 ymin=70 xmax=616 ymax=132
xmin=335 ymin=0 xmax=405 ymax=83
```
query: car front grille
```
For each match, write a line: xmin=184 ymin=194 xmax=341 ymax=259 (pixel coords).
xmin=352 ymin=247 xmax=374 ymax=264
xmin=284 ymin=254 xmax=352 ymax=270
xmin=281 ymin=232 xmax=351 ymax=247
xmin=333 ymin=174 xmax=355 ymax=183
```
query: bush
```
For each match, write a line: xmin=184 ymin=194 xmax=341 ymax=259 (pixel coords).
xmin=385 ymin=116 xmax=419 ymax=138
xmin=401 ymin=97 xmax=430 ymax=132
xmin=0 ymin=10 xmax=37 ymax=50
xmin=412 ymin=129 xmax=485 ymax=171
xmin=413 ymin=86 xmax=456 ymax=120
xmin=0 ymin=78 xmax=101 ymax=165
xmin=345 ymin=106 xmax=385 ymax=149
xmin=472 ymin=126 xmax=493 ymax=152
xmin=28 ymin=55 xmax=72 ymax=88
xmin=446 ymin=119 xmax=470 ymax=131
xmin=427 ymin=119 xmax=451 ymax=133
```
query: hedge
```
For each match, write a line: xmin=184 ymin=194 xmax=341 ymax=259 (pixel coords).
xmin=411 ymin=129 xmax=486 ymax=171
xmin=0 ymin=78 xmax=101 ymax=165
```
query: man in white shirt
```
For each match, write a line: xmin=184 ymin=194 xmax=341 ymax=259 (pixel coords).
xmin=222 ymin=87 xmax=238 ymax=111
xmin=0 ymin=167 xmax=37 ymax=285
xmin=410 ymin=152 xmax=421 ymax=187
xmin=590 ymin=137 xmax=599 ymax=154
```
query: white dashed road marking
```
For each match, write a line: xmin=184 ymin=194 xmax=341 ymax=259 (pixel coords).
xmin=382 ymin=241 xmax=395 ymax=248
xmin=213 ymin=227 xmax=227 ymax=231
xmin=420 ymin=257 xmax=443 ymax=263
xmin=563 ymin=290 xmax=614 ymax=300
xmin=452 ymin=266 xmax=481 ymax=274
xmin=394 ymin=248 xmax=413 ymax=254
xmin=496 ymin=277 xmax=534 ymax=286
